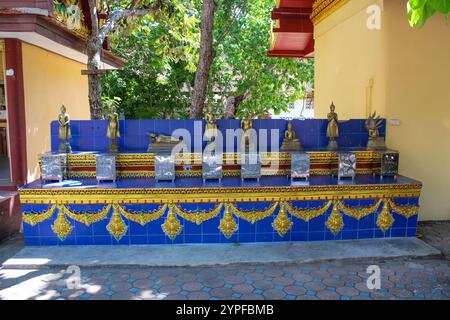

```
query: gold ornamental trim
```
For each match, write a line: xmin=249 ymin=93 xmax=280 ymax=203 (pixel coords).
xmin=19 ymin=183 xmax=423 ymax=205
xmin=22 ymin=205 xmax=56 ymax=226
xmin=52 ymin=205 xmax=73 ymax=241
xmin=338 ymin=199 xmax=382 ymax=220
xmin=272 ymin=203 xmax=293 ymax=237
xmin=311 ymin=0 xmax=351 ymax=25
xmin=161 ymin=205 xmax=183 ymax=240
xmin=326 ymin=202 xmax=344 ymax=235
xmin=64 ymin=204 xmax=111 ymax=226
xmin=376 ymin=200 xmax=394 ymax=233
xmin=174 ymin=203 xmax=223 ymax=225
xmin=285 ymin=200 xmax=332 ymax=222
xmin=107 ymin=205 xmax=128 ymax=241
xmin=388 ymin=199 xmax=420 ymax=218
xmin=219 ymin=204 xmax=238 ymax=238
xmin=230 ymin=202 xmax=278 ymax=224
xmin=119 ymin=204 xmax=167 ymax=226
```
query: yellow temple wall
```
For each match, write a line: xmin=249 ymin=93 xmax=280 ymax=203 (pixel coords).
xmin=22 ymin=43 xmax=89 ymax=182
xmin=314 ymin=0 xmax=450 ymax=221
xmin=383 ymin=0 xmax=450 ymax=221
xmin=314 ymin=0 xmax=386 ymax=119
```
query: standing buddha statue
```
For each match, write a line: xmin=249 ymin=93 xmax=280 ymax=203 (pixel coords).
xmin=58 ymin=104 xmax=72 ymax=153
xmin=107 ymin=106 xmax=120 ymax=153
xmin=326 ymin=102 xmax=339 ymax=150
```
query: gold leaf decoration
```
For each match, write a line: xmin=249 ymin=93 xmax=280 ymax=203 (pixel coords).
xmin=22 ymin=205 xmax=56 ymax=226
xmin=107 ymin=204 xmax=128 ymax=241
xmin=376 ymin=200 xmax=395 ymax=232
xmin=219 ymin=204 xmax=238 ymax=238
xmin=51 ymin=205 xmax=73 ymax=241
xmin=161 ymin=204 xmax=182 ymax=240
xmin=388 ymin=199 xmax=419 ymax=218
xmin=230 ymin=202 xmax=278 ymax=224
xmin=174 ymin=203 xmax=223 ymax=225
xmin=272 ymin=203 xmax=293 ymax=237
xmin=64 ymin=204 xmax=111 ymax=226
xmin=337 ymin=199 xmax=382 ymax=220
xmin=286 ymin=200 xmax=332 ymax=222
xmin=325 ymin=202 xmax=344 ymax=235
xmin=119 ymin=204 xmax=167 ymax=226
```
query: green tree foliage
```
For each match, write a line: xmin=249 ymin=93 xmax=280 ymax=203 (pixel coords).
xmin=407 ymin=0 xmax=450 ymax=28
xmin=102 ymin=0 xmax=315 ymax=119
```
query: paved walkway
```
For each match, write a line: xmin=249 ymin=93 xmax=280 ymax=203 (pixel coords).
xmin=0 ymin=258 xmax=448 ymax=300
xmin=0 ymin=222 xmax=448 ymax=300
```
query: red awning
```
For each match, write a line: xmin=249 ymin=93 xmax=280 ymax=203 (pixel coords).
xmin=268 ymin=0 xmax=314 ymax=58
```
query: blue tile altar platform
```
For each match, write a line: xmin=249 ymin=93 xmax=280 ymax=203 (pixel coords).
xmin=19 ymin=175 xmax=422 ymax=246
xmin=18 ymin=118 xmax=421 ymax=246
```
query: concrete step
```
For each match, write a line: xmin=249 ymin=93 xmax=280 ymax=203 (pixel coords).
xmin=1 ymin=238 xmax=442 ymax=269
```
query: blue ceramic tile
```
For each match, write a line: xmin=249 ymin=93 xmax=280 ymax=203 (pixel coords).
xmin=342 ymin=230 xmax=357 ymax=240
xmin=342 ymin=215 xmax=358 ymax=231
xmin=220 ymin=234 xmax=238 ymax=244
xmin=123 ymin=120 xmax=141 ymax=136
xmin=40 ymin=237 xmax=58 ymax=246
xmin=76 ymin=236 xmax=94 ymax=245
xmin=325 ymin=231 xmax=342 ymax=241
xmin=92 ymin=236 xmax=112 ymax=245
xmin=291 ymin=232 xmax=308 ymax=241
xmin=359 ymin=213 xmax=375 ymax=230
xmin=148 ymin=235 xmax=166 ymax=244
xmin=274 ymin=232 xmax=291 ymax=242
xmin=239 ymin=233 xmax=256 ymax=243
xmin=183 ymin=221 xmax=202 ymax=235
xmin=255 ymin=233 xmax=273 ymax=243
xmin=392 ymin=212 xmax=407 ymax=229
xmin=202 ymin=234 xmax=221 ymax=243
xmin=184 ymin=234 xmax=202 ymax=243
xmin=407 ymin=215 xmax=418 ymax=228
xmin=391 ymin=228 xmax=406 ymax=238
xmin=309 ymin=214 xmax=326 ymax=232
xmin=130 ymin=235 xmax=148 ymax=245
xmin=58 ymin=236 xmax=77 ymax=245
xmin=358 ymin=229 xmax=374 ymax=239
xmin=128 ymin=220 xmax=147 ymax=236
xmin=24 ymin=237 xmax=40 ymax=246
xmin=308 ymin=232 xmax=324 ymax=241
xmin=116 ymin=235 xmax=130 ymax=245
xmin=406 ymin=228 xmax=417 ymax=237
xmin=23 ymin=223 xmax=40 ymax=237
xmin=202 ymin=218 xmax=220 ymax=234
xmin=374 ymin=229 xmax=389 ymax=238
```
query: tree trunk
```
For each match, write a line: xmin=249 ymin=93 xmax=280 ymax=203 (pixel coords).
xmin=223 ymin=94 xmax=245 ymax=119
xmin=87 ymin=37 xmax=104 ymax=120
xmin=190 ymin=0 xmax=217 ymax=119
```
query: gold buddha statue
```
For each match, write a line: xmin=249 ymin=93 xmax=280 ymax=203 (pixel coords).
xmin=240 ymin=112 xmax=254 ymax=153
xmin=281 ymin=121 xmax=302 ymax=151
xmin=107 ymin=106 xmax=120 ymax=153
xmin=204 ymin=105 xmax=218 ymax=143
xmin=326 ymin=102 xmax=339 ymax=150
xmin=58 ymin=105 xmax=72 ymax=153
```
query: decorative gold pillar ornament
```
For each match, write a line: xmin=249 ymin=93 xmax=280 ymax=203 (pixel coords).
xmin=281 ymin=121 xmax=302 ymax=151
xmin=376 ymin=200 xmax=394 ymax=232
xmin=107 ymin=204 xmax=128 ymax=241
xmin=272 ymin=203 xmax=293 ymax=237
xmin=58 ymin=105 xmax=72 ymax=153
xmin=326 ymin=102 xmax=339 ymax=150
xmin=161 ymin=204 xmax=182 ymax=240
xmin=52 ymin=205 xmax=73 ymax=241
xmin=325 ymin=202 xmax=344 ymax=235
xmin=107 ymin=106 xmax=120 ymax=153
xmin=219 ymin=204 xmax=238 ymax=238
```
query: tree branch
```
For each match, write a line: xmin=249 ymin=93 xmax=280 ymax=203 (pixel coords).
xmin=87 ymin=0 xmax=99 ymax=36
xmin=98 ymin=4 xmax=160 ymax=42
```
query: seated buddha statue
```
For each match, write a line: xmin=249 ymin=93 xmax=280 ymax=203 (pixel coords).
xmin=281 ymin=121 xmax=302 ymax=151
